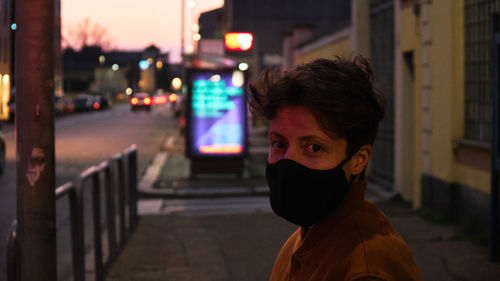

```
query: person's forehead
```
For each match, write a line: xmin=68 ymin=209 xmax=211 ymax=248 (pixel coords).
xmin=269 ymin=105 xmax=333 ymax=139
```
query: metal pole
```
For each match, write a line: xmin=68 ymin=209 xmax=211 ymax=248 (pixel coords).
xmin=491 ymin=13 xmax=500 ymax=261
xmin=115 ymin=156 xmax=127 ymax=246
xmin=15 ymin=0 xmax=56 ymax=280
xmin=91 ymin=172 xmax=104 ymax=281
xmin=127 ymin=147 xmax=138 ymax=231
xmin=181 ymin=0 xmax=185 ymax=56
xmin=103 ymin=160 xmax=118 ymax=262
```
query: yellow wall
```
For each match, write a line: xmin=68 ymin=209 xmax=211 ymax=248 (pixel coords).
xmin=400 ymin=3 xmax=423 ymax=207
xmin=428 ymin=0 xmax=456 ymax=183
xmin=417 ymin=0 xmax=489 ymax=194
xmin=295 ymin=37 xmax=351 ymax=65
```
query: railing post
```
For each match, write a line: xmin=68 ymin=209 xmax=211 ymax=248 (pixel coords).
xmin=114 ymin=155 xmax=127 ymax=247
xmin=91 ymin=170 xmax=104 ymax=281
xmin=6 ymin=220 xmax=18 ymax=281
xmin=56 ymin=182 xmax=81 ymax=281
xmin=73 ymin=176 xmax=86 ymax=281
xmin=127 ymin=146 xmax=138 ymax=231
xmin=103 ymin=159 xmax=118 ymax=263
xmin=491 ymin=12 xmax=500 ymax=261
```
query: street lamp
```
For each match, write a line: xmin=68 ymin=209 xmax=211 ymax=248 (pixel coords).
xmin=187 ymin=0 xmax=196 ymax=8
xmin=181 ymin=0 xmax=197 ymax=55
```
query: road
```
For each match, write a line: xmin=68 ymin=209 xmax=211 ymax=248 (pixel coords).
xmin=0 ymin=103 xmax=178 ymax=281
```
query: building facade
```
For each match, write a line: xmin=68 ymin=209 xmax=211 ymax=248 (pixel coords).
xmin=289 ymin=0 xmax=499 ymax=241
xmin=222 ymin=0 xmax=351 ymax=78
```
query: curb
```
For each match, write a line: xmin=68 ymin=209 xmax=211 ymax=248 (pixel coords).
xmin=137 ymin=136 xmax=270 ymax=199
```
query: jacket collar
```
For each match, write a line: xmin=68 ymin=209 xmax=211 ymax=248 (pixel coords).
xmin=295 ymin=178 xmax=367 ymax=254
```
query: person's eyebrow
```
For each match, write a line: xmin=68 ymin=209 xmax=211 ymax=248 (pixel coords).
xmin=299 ymin=135 xmax=329 ymax=143
xmin=268 ymin=131 xmax=285 ymax=139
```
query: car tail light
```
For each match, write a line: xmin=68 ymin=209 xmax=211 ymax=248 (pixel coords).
xmin=169 ymin=93 xmax=177 ymax=103
xmin=143 ymin=97 xmax=152 ymax=105
xmin=130 ymin=97 xmax=139 ymax=105
xmin=93 ymin=102 xmax=100 ymax=110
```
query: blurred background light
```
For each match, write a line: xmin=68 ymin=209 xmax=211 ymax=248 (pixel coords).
xmin=210 ymin=74 xmax=221 ymax=82
xmin=171 ymin=77 xmax=182 ymax=90
xmin=139 ymin=60 xmax=150 ymax=70
xmin=238 ymin=63 xmax=249 ymax=71
xmin=232 ymin=71 xmax=244 ymax=87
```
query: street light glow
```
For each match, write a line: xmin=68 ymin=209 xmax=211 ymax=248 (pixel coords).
xmin=171 ymin=77 xmax=182 ymax=90
xmin=139 ymin=60 xmax=150 ymax=70
xmin=238 ymin=63 xmax=249 ymax=71
xmin=126 ymin=88 xmax=133 ymax=95
xmin=112 ymin=64 xmax=119 ymax=71
xmin=210 ymin=74 xmax=221 ymax=82
xmin=186 ymin=44 xmax=194 ymax=53
xmin=156 ymin=61 xmax=163 ymax=69
xmin=99 ymin=55 xmax=106 ymax=64
xmin=187 ymin=0 xmax=196 ymax=8
xmin=192 ymin=23 xmax=199 ymax=33
xmin=193 ymin=33 xmax=201 ymax=41
xmin=232 ymin=71 xmax=244 ymax=87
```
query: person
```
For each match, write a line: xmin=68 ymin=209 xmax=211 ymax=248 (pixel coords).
xmin=247 ymin=57 xmax=423 ymax=281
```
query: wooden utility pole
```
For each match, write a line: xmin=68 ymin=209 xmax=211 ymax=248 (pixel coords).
xmin=16 ymin=0 xmax=56 ymax=280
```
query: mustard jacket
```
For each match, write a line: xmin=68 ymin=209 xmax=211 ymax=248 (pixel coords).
xmin=269 ymin=179 xmax=423 ymax=281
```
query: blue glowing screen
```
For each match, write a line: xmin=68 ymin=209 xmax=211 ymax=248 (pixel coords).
xmin=188 ymin=69 xmax=246 ymax=156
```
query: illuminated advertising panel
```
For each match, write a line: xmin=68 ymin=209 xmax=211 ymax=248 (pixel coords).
xmin=224 ymin=32 xmax=253 ymax=51
xmin=187 ymin=69 xmax=247 ymax=157
xmin=0 ymin=74 xmax=10 ymax=120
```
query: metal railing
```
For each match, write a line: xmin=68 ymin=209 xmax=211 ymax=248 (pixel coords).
xmin=6 ymin=144 xmax=138 ymax=281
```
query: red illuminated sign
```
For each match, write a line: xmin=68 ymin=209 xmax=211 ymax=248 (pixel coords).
xmin=224 ymin=32 xmax=253 ymax=51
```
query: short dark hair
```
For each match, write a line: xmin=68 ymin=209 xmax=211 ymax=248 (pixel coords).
xmin=248 ymin=56 xmax=386 ymax=156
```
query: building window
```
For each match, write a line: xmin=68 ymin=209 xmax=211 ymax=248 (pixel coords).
xmin=464 ymin=0 xmax=500 ymax=143
xmin=3 ymin=0 xmax=6 ymax=25
xmin=0 ymin=0 xmax=3 ymax=23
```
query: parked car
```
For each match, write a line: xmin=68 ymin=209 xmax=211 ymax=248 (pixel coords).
xmin=91 ymin=95 xmax=102 ymax=110
xmin=54 ymin=95 xmax=64 ymax=115
xmin=0 ymin=124 xmax=5 ymax=175
xmin=100 ymin=96 xmax=110 ymax=109
xmin=130 ymin=93 xmax=152 ymax=111
xmin=74 ymin=94 xmax=94 ymax=112
xmin=62 ymin=97 xmax=75 ymax=114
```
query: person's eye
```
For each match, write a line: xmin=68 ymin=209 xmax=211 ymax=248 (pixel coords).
xmin=271 ymin=141 xmax=287 ymax=150
xmin=307 ymin=144 xmax=322 ymax=153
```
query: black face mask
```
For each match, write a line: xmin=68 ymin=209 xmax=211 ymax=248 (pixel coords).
xmin=265 ymin=156 xmax=353 ymax=227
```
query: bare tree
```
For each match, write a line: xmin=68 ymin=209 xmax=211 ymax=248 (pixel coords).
xmin=63 ymin=18 xmax=112 ymax=50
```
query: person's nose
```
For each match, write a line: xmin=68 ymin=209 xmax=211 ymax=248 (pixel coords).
xmin=283 ymin=146 xmax=299 ymax=162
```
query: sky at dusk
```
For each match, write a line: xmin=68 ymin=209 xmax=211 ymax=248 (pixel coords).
xmin=61 ymin=0 xmax=224 ymax=62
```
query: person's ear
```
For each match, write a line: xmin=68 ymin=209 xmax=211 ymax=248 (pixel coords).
xmin=350 ymin=145 xmax=371 ymax=176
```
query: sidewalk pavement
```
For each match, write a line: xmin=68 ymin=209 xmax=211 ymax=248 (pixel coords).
xmin=106 ymin=126 xmax=500 ymax=281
